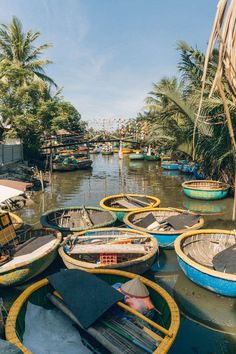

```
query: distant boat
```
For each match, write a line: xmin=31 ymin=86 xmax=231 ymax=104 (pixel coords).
xmin=40 ymin=206 xmax=117 ymax=233
xmin=6 ymin=269 xmax=180 ymax=354
xmin=161 ymin=161 xmax=179 ymax=170
xmin=129 ymin=153 xmax=144 ymax=160
xmin=124 ymin=208 xmax=204 ymax=248
xmin=52 ymin=162 xmax=77 ymax=171
xmin=100 ymin=193 xmax=161 ymax=221
xmin=182 ymin=180 xmax=230 ymax=200
xmin=175 ymin=229 xmax=236 ymax=296
xmin=145 ymin=155 xmax=160 ymax=161
xmin=59 ymin=227 xmax=158 ymax=274
xmin=76 ymin=157 xmax=93 ymax=169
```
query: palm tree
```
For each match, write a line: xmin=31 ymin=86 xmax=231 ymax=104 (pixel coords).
xmin=0 ymin=16 xmax=56 ymax=86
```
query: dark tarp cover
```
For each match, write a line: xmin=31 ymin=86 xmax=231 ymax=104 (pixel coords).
xmin=47 ymin=269 xmax=124 ymax=329
xmin=164 ymin=214 xmax=200 ymax=230
xmin=213 ymin=243 xmax=236 ymax=274
xmin=135 ymin=213 xmax=157 ymax=228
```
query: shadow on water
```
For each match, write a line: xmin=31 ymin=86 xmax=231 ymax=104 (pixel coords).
xmin=3 ymin=154 xmax=236 ymax=353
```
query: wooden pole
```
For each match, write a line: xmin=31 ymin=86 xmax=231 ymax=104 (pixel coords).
xmin=39 ymin=171 xmax=44 ymax=192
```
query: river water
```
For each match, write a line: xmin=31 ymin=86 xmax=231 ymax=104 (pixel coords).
xmin=2 ymin=154 xmax=236 ymax=353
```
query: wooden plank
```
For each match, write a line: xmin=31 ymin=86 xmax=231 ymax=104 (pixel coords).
xmin=69 ymin=243 xmax=147 ymax=254
xmin=114 ymin=199 xmax=141 ymax=209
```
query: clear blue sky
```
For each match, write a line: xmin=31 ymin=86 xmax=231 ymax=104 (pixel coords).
xmin=0 ymin=0 xmax=218 ymax=128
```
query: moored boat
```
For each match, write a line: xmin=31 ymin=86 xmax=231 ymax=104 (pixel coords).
xmin=6 ymin=269 xmax=180 ymax=354
xmin=179 ymin=163 xmax=195 ymax=174
xmin=102 ymin=150 xmax=114 ymax=155
xmin=161 ymin=161 xmax=179 ymax=170
xmin=76 ymin=157 xmax=93 ymax=169
xmin=124 ymin=208 xmax=204 ymax=248
xmin=129 ymin=153 xmax=145 ymax=160
xmin=182 ymin=180 xmax=230 ymax=200
xmin=100 ymin=193 xmax=161 ymax=221
xmin=174 ymin=229 xmax=236 ymax=296
xmin=122 ymin=147 xmax=133 ymax=154
xmin=40 ymin=206 xmax=117 ymax=233
xmin=0 ymin=214 xmax=61 ymax=287
xmin=59 ymin=227 xmax=158 ymax=274
xmin=160 ymin=155 xmax=172 ymax=161
xmin=145 ymin=155 xmax=160 ymax=161
xmin=52 ymin=162 xmax=77 ymax=172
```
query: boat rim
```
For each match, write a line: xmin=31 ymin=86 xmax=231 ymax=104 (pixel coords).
xmin=124 ymin=208 xmax=204 ymax=235
xmin=182 ymin=180 xmax=230 ymax=191
xmin=40 ymin=206 xmax=117 ymax=231
xmin=100 ymin=194 xmax=161 ymax=212
xmin=5 ymin=269 xmax=180 ymax=354
xmin=59 ymin=227 xmax=159 ymax=269
xmin=174 ymin=229 xmax=236 ymax=281
xmin=0 ymin=229 xmax=61 ymax=274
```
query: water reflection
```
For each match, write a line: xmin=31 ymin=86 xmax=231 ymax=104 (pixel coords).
xmin=15 ymin=154 xmax=236 ymax=353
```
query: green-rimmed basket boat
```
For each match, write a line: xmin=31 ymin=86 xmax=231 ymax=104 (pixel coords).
xmin=145 ymin=155 xmax=160 ymax=161
xmin=59 ymin=227 xmax=159 ymax=274
xmin=124 ymin=208 xmax=204 ymax=249
xmin=182 ymin=180 xmax=230 ymax=200
xmin=5 ymin=269 xmax=180 ymax=354
xmin=100 ymin=193 xmax=161 ymax=221
xmin=129 ymin=153 xmax=144 ymax=160
xmin=0 ymin=228 xmax=61 ymax=287
xmin=40 ymin=206 xmax=117 ymax=234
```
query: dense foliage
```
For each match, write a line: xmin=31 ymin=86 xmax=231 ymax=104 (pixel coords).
xmin=0 ymin=17 xmax=86 ymax=159
xmin=137 ymin=42 xmax=236 ymax=184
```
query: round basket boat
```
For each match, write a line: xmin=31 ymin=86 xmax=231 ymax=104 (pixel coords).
xmin=174 ymin=229 xmax=236 ymax=296
xmin=100 ymin=193 xmax=161 ymax=221
xmin=145 ymin=155 xmax=160 ymax=161
xmin=5 ymin=269 xmax=180 ymax=354
xmin=59 ymin=227 xmax=158 ymax=274
xmin=40 ymin=206 xmax=117 ymax=233
xmin=124 ymin=208 xmax=204 ymax=249
xmin=0 ymin=228 xmax=61 ymax=287
xmin=129 ymin=153 xmax=144 ymax=160
xmin=182 ymin=180 xmax=230 ymax=200
xmin=161 ymin=161 xmax=179 ymax=170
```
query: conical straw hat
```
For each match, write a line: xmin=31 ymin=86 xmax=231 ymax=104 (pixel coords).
xmin=120 ymin=278 xmax=149 ymax=298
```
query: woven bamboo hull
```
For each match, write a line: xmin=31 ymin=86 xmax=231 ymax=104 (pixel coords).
xmin=175 ymin=230 xmax=236 ymax=296
xmin=60 ymin=251 xmax=157 ymax=275
xmin=183 ymin=187 xmax=229 ymax=200
xmin=6 ymin=269 xmax=180 ymax=354
xmin=0 ymin=245 xmax=59 ymax=287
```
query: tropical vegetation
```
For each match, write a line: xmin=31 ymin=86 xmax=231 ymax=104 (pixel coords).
xmin=136 ymin=41 xmax=236 ymax=185
xmin=0 ymin=17 xmax=86 ymax=159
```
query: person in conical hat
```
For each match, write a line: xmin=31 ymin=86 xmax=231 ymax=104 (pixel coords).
xmin=120 ymin=278 xmax=154 ymax=315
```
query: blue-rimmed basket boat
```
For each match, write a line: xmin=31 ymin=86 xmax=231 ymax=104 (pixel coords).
xmin=40 ymin=206 xmax=117 ymax=234
xmin=180 ymin=163 xmax=195 ymax=174
xmin=59 ymin=227 xmax=158 ymax=274
xmin=124 ymin=208 xmax=204 ymax=249
xmin=100 ymin=193 xmax=161 ymax=221
xmin=174 ymin=229 xmax=236 ymax=296
xmin=129 ymin=153 xmax=144 ymax=160
xmin=161 ymin=161 xmax=179 ymax=170
xmin=182 ymin=180 xmax=230 ymax=200
xmin=5 ymin=269 xmax=180 ymax=354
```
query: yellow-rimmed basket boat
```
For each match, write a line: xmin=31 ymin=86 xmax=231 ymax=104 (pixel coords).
xmin=174 ymin=229 xmax=236 ymax=296
xmin=100 ymin=193 xmax=161 ymax=221
xmin=5 ymin=269 xmax=180 ymax=354
xmin=124 ymin=208 xmax=204 ymax=249
xmin=0 ymin=228 xmax=62 ymax=287
xmin=182 ymin=180 xmax=230 ymax=200
xmin=59 ymin=227 xmax=159 ymax=274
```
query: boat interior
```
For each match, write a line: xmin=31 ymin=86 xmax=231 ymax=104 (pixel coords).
xmin=129 ymin=210 xmax=200 ymax=232
xmin=107 ymin=196 xmax=152 ymax=209
xmin=180 ymin=233 xmax=236 ymax=274
xmin=46 ymin=207 xmax=114 ymax=229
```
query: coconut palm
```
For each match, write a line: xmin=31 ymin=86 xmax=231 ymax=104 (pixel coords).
xmin=0 ymin=16 xmax=56 ymax=86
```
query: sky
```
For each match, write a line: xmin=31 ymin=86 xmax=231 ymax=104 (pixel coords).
xmin=0 ymin=0 xmax=218 ymax=129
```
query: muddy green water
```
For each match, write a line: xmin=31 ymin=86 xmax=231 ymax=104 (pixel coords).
xmin=2 ymin=154 xmax=236 ymax=353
